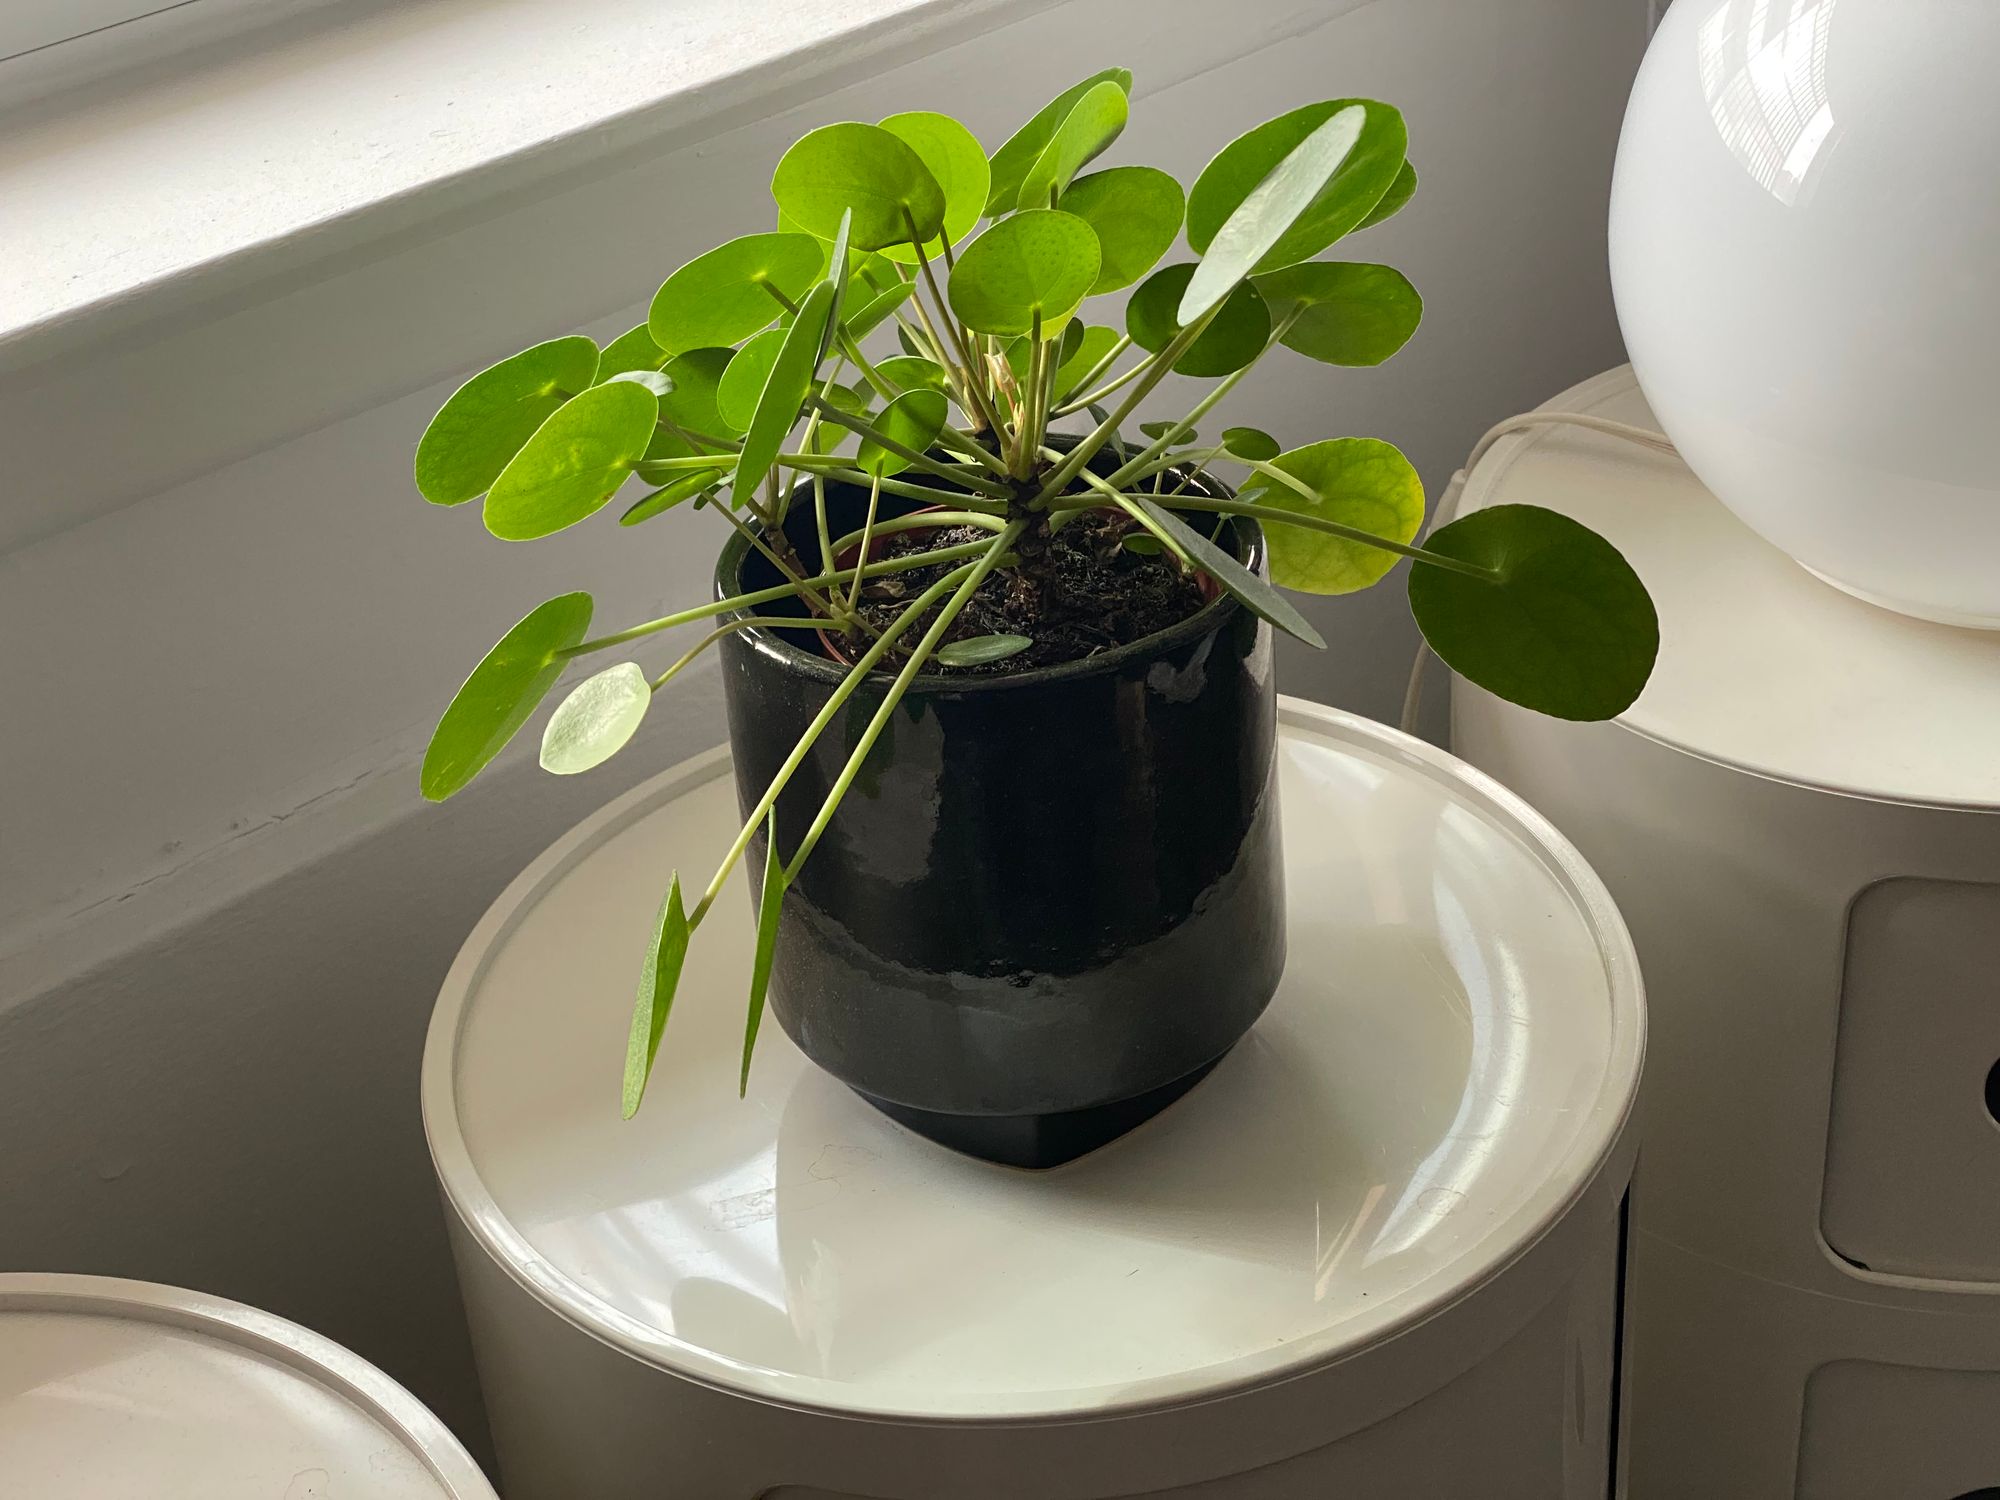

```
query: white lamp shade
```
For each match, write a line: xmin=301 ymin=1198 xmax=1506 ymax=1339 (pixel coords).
xmin=1610 ymin=0 xmax=2000 ymax=628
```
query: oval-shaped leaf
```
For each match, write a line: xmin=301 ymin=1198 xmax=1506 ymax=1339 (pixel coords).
xmin=740 ymin=810 xmax=788 ymax=1096
xmin=416 ymin=337 xmax=599 ymax=506
xmin=716 ymin=328 xmax=786 ymax=434
xmin=484 ymin=381 xmax=657 ymax=540
xmin=1015 ymin=79 xmax=1129 ymax=211
xmin=771 ymin=122 xmax=947 ymax=252
xmin=948 ymin=210 xmax=1101 ymax=336
xmin=622 ymin=873 xmax=689 ymax=1119
xmin=808 ymin=382 xmax=869 ymax=457
xmin=1140 ymin=418 xmax=1197 ymax=444
xmin=1180 ymin=106 xmax=1371 ymax=325
xmin=843 ymin=279 xmax=914 ymax=340
xmin=660 ymin=347 xmax=735 ymax=438
xmin=422 ymin=592 xmax=594 ymax=801
xmin=1049 ymin=324 xmax=1122 ymax=403
xmin=596 ymin=324 xmax=669 ymax=382
xmin=936 ymin=633 xmax=1032 ymax=667
xmin=877 ymin=111 xmax=990 ymax=264
xmin=858 ymin=388 xmax=950 ymax=477
xmin=1127 ymin=495 xmax=1325 ymax=649
xmin=1059 ymin=165 xmax=1184 ymax=294
xmin=1222 ymin=426 xmax=1280 ymax=461
xmin=736 ymin=279 xmax=837 ymax=501
xmin=1256 ymin=261 xmax=1422 ymax=367
xmin=878 ymin=354 xmax=949 ymax=393
xmin=648 ymin=233 xmax=824 ymax=354
xmin=1127 ymin=263 xmax=1270 ymax=377
xmin=986 ymin=68 xmax=1132 ymax=215
xmin=1185 ymin=98 xmax=1407 ymax=272
xmin=1408 ymin=504 xmax=1657 ymax=721
xmin=621 ymin=467 xmax=726 ymax=525
xmin=1357 ymin=158 xmax=1417 ymax=231
xmin=1242 ymin=438 xmax=1424 ymax=594
xmin=540 ymin=661 xmax=651 ymax=775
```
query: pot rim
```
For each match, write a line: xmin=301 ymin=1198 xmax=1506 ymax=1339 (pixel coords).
xmin=712 ymin=467 xmax=1265 ymax=699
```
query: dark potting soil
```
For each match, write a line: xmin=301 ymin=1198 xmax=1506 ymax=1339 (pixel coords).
xmin=841 ymin=508 xmax=1210 ymax=675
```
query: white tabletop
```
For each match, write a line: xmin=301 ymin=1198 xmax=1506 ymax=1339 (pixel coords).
xmin=0 ymin=1275 xmax=493 ymax=1500
xmin=425 ymin=699 xmax=1643 ymax=1421
xmin=1461 ymin=366 xmax=2000 ymax=809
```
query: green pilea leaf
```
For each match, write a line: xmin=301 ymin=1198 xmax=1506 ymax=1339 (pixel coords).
xmin=1408 ymin=504 xmax=1658 ymax=722
xmin=771 ymin=122 xmax=947 ymax=251
xmin=603 ymin=368 xmax=675 ymax=398
xmin=1122 ymin=533 xmax=1165 ymax=556
xmin=1139 ymin=418 xmax=1196 ymax=444
xmin=736 ymin=279 xmax=837 ymax=500
xmin=1185 ymin=99 xmax=1407 ymax=274
xmin=878 ymin=355 xmax=949 ymax=393
xmin=858 ymin=388 xmax=949 ymax=477
xmin=484 ymin=381 xmax=657 ymax=540
xmin=622 ymin=874 xmax=690 ymax=1119
xmin=741 ymin=812 xmax=788 ymax=1097
xmin=1015 ymin=78 xmax=1129 ymax=210
xmin=1127 ymin=263 xmax=1269 ymax=377
xmin=877 ymin=111 xmax=990 ymax=263
xmin=717 ymin=329 xmax=786 ymax=434
xmin=1255 ymin=261 xmax=1422 ymax=367
xmin=1357 ymin=159 xmax=1417 ymax=230
xmin=621 ymin=468 xmax=726 ymax=525
xmin=1049 ymin=324 xmax=1122 ymax=403
xmin=648 ymin=233 xmax=824 ymax=353
xmin=596 ymin=324 xmax=669 ymax=381
xmin=843 ymin=279 xmax=914 ymax=340
xmin=1222 ymin=426 xmax=1280 ymax=461
xmin=937 ymin=633 xmax=1033 ymax=667
xmin=1180 ymin=105 xmax=1375 ymax=324
xmin=986 ymin=68 xmax=1132 ymax=215
xmin=1059 ymin=166 xmax=1184 ymax=294
xmin=1127 ymin=496 xmax=1325 ymax=649
xmin=808 ymin=383 xmax=868 ymax=457
xmin=416 ymin=336 xmax=599 ymax=506
xmin=660 ymin=348 xmax=735 ymax=437
xmin=540 ymin=661 xmax=651 ymax=775
xmin=1242 ymin=438 xmax=1424 ymax=594
xmin=820 ymin=209 xmax=855 ymax=363
xmin=1003 ymin=318 xmax=1081 ymax=382
xmin=948 ymin=210 xmax=1100 ymax=336
xmin=421 ymin=591 xmax=593 ymax=801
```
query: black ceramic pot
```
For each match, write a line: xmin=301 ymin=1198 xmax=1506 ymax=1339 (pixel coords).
xmin=714 ymin=464 xmax=1284 ymax=1168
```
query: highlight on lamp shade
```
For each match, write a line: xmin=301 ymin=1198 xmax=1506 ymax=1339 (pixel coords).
xmin=1609 ymin=0 xmax=2000 ymax=629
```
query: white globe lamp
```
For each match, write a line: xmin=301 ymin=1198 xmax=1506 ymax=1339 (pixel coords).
xmin=1610 ymin=0 xmax=2000 ymax=628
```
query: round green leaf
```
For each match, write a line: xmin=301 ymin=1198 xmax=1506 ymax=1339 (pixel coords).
xmin=422 ymin=592 xmax=594 ymax=801
xmin=647 ymin=234 xmax=824 ymax=354
xmin=771 ymin=122 xmax=946 ymax=252
xmin=659 ymin=347 xmax=734 ymax=437
xmin=1050 ymin=324 xmax=1122 ymax=403
xmin=877 ymin=112 xmax=989 ymax=264
xmin=1243 ymin=438 xmax=1424 ymax=594
xmin=843 ymin=280 xmax=914 ymax=340
xmin=949 ymin=210 xmax=1101 ymax=336
xmin=936 ymin=633 xmax=1032 ymax=667
xmin=878 ymin=354 xmax=949 ymax=393
xmin=858 ymin=388 xmax=949 ymax=477
xmin=596 ymin=324 xmax=669 ymax=381
xmin=1126 ymin=263 xmax=1269 ymax=377
xmin=1140 ymin=419 xmax=1195 ymax=444
xmin=1058 ymin=166 xmax=1184 ymax=294
xmin=1256 ymin=261 xmax=1422 ymax=367
xmin=540 ymin=661 xmax=651 ymax=775
xmin=484 ymin=381 xmax=657 ymax=540
xmin=415 ymin=337 xmax=599 ymax=506
xmin=736 ymin=279 xmax=837 ymax=500
xmin=717 ymin=329 xmax=786 ymax=434
xmin=621 ymin=467 xmax=726 ymax=525
xmin=1408 ymin=504 xmax=1658 ymax=722
xmin=1015 ymin=79 xmax=1129 ymax=211
xmin=1357 ymin=159 xmax=1418 ymax=231
xmin=1185 ymin=99 xmax=1407 ymax=272
xmin=986 ymin=69 xmax=1132 ymax=215
xmin=1222 ymin=426 xmax=1280 ymax=461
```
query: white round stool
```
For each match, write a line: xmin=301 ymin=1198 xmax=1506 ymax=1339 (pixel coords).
xmin=425 ymin=699 xmax=1642 ymax=1499
xmin=1451 ymin=367 xmax=2000 ymax=1499
xmin=0 ymin=1273 xmax=497 ymax=1499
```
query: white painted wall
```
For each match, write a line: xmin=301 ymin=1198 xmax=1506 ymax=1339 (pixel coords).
xmin=0 ymin=0 xmax=1649 ymax=1459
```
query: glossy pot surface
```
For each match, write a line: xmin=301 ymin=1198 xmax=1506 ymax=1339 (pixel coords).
xmin=714 ymin=471 xmax=1284 ymax=1165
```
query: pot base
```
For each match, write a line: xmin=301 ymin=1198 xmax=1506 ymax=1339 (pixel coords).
xmin=854 ymin=1055 xmax=1225 ymax=1170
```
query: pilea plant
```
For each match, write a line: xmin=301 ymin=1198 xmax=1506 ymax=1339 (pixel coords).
xmin=414 ymin=71 xmax=1657 ymax=1118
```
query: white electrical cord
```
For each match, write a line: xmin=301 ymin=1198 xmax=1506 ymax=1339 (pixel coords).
xmin=1399 ymin=411 xmax=1682 ymax=736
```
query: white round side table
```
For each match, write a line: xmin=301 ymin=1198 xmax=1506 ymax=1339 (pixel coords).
xmin=423 ymin=698 xmax=1644 ymax=1500
xmin=1451 ymin=367 xmax=2000 ymax=1499
xmin=0 ymin=1273 xmax=497 ymax=1500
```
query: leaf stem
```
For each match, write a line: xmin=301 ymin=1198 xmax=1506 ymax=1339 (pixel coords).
xmin=1140 ymin=495 xmax=1501 ymax=580
xmin=648 ymin=616 xmax=805 ymax=690
xmin=805 ymin=397 xmax=1012 ymax=496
